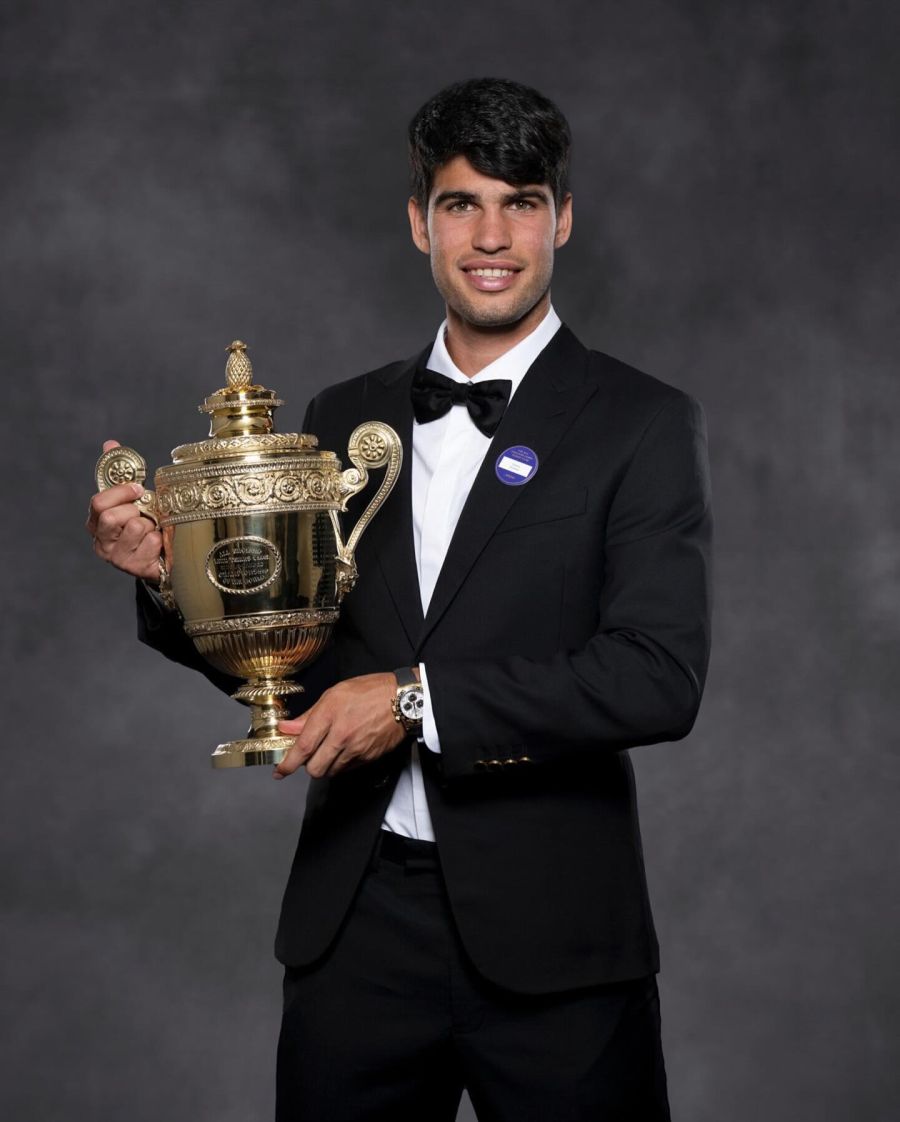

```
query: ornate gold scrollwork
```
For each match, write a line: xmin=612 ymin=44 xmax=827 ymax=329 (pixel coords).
xmin=332 ymin=422 xmax=403 ymax=600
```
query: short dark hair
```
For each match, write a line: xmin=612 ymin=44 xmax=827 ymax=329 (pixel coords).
xmin=408 ymin=78 xmax=571 ymax=209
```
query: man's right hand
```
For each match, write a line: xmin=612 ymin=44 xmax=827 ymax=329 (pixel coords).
xmin=86 ymin=439 xmax=163 ymax=582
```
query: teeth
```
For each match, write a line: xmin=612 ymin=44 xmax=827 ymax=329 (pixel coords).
xmin=470 ymin=268 xmax=513 ymax=277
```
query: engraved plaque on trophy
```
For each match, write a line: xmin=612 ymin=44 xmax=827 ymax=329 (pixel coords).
xmin=95 ymin=341 xmax=402 ymax=769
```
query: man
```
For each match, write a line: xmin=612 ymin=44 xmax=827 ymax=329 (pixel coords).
xmin=88 ymin=78 xmax=712 ymax=1121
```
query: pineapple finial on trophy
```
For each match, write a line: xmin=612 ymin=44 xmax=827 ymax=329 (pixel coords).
xmin=225 ymin=340 xmax=254 ymax=389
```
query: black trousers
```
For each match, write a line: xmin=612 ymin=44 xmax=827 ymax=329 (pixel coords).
xmin=276 ymin=833 xmax=670 ymax=1122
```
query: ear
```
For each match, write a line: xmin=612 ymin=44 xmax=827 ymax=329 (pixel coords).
xmin=554 ymin=193 xmax=573 ymax=250
xmin=408 ymin=196 xmax=431 ymax=255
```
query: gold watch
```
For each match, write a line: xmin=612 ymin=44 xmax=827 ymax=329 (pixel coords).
xmin=391 ymin=667 xmax=424 ymax=734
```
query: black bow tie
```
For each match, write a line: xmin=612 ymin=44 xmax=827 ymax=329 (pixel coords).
xmin=411 ymin=367 xmax=512 ymax=437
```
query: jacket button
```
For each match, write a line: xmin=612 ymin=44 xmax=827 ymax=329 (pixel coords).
xmin=502 ymin=758 xmax=517 ymax=767
xmin=474 ymin=760 xmax=486 ymax=771
xmin=519 ymin=756 xmax=532 ymax=764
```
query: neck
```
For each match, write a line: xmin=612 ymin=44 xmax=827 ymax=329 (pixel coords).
xmin=444 ymin=293 xmax=551 ymax=377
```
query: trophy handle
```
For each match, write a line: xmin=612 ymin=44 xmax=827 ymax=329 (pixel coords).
xmin=95 ymin=445 xmax=160 ymax=526
xmin=332 ymin=421 xmax=403 ymax=599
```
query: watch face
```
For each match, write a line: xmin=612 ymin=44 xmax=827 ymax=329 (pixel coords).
xmin=399 ymin=687 xmax=424 ymax=722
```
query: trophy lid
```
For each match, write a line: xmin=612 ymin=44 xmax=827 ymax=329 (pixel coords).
xmin=170 ymin=341 xmax=318 ymax=464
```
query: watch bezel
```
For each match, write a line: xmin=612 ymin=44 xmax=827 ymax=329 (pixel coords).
xmin=398 ymin=686 xmax=424 ymax=722
xmin=391 ymin=668 xmax=424 ymax=732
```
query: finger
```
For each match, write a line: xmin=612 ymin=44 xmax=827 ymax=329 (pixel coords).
xmin=95 ymin=512 xmax=153 ymax=559
xmin=102 ymin=439 xmax=121 ymax=452
xmin=294 ymin=714 xmax=330 ymax=759
xmin=87 ymin=483 xmax=144 ymax=530
xmin=93 ymin=502 xmax=147 ymax=545
xmin=124 ymin=531 xmax=164 ymax=582
xmin=305 ymin=738 xmax=346 ymax=780
xmin=96 ymin=523 xmax=161 ymax=580
xmin=130 ymin=529 xmax=163 ymax=563
xmin=274 ymin=716 xmax=328 ymax=778
xmin=272 ymin=715 xmax=310 ymax=779
xmin=117 ymin=514 xmax=155 ymax=551
xmin=321 ymin=745 xmax=355 ymax=778
xmin=273 ymin=738 xmax=304 ymax=778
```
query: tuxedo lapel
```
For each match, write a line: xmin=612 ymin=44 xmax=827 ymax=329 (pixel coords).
xmin=415 ymin=326 xmax=596 ymax=654
xmin=357 ymin=349 xmax=427 ymax=648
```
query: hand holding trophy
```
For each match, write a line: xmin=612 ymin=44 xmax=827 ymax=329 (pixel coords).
xmin=94 ymin=341 xmax=401 ymax=769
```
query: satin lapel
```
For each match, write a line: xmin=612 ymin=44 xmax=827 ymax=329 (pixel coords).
xmin=415 ymin=327 xmax=596 ymax=654
xmin=358 ymin=350 xmax=426 ymax=648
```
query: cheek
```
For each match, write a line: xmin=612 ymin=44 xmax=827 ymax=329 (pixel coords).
xmin=533 ymin=230 xmax=557 ymax=265
xmin=427 ymin=231 xmax=459 ymax=272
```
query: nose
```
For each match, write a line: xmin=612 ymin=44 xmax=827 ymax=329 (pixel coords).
xmin=472 ymin=206 xmax=512 ymax=253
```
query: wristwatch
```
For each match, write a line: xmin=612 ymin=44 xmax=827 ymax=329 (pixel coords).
xmin=391 ymin=667 xmax=424 ymax=734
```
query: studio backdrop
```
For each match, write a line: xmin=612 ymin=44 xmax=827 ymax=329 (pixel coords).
xmin=2 ymin=2 xmax=897 ymax=1120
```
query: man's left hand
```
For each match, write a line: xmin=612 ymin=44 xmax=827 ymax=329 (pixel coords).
xmin=274 ymin=673 xmax=405 ymax=780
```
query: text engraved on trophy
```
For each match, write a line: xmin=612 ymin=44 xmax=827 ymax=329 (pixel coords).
xmin=205 ymin=536 xmax=282 ymax=595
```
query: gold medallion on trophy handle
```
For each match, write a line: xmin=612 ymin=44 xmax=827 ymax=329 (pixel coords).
xmin=95 ymin=340 xmax=403 ymax=769
xmin=95 ymin=446 xmax=160 ymax=524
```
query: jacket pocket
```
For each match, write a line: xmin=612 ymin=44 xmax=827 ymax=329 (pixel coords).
xmin=494 ymin=487 xmax=588 ymax=533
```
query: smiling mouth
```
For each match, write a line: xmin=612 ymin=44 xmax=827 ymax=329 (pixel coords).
xmin=466 ymin=267 xmax=518 ymax=277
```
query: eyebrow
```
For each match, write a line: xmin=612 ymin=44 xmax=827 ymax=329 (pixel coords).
xmin=432 ymin=187 xmax=551 ymax=208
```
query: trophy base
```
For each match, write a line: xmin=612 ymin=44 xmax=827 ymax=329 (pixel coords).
xmin=211 ymin=735 xmax=296 ymax=769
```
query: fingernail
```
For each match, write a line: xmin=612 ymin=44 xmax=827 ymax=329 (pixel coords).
xmin=132 ymin=483 xmax=144 ymax=496
xmin=273 ymin=772 xmax=284 ymax=780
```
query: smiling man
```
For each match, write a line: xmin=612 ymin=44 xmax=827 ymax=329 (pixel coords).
xmin=411 ymin=156 xmax=570 ymax=340
xmin=89 ymin=78 xmax=712 ymax=1121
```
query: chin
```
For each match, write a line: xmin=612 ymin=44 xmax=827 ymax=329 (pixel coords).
xmin=463 ymin=308 xmax=522 ymax=328
xmin=448 ymin=293 xmax=541 ymax=330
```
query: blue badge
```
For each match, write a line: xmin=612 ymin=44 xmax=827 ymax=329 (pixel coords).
xmin=495 ymin=445 xmax=539 ymax=486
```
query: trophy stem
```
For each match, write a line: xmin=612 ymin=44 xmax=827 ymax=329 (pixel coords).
xmin=210 ymin=678 xmax=305 ymax=769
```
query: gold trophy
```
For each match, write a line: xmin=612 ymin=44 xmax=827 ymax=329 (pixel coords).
xmin=95 ymin=341 xmax=402 ymax=769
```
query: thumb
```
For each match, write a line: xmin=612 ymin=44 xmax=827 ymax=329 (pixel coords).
xmin=278 ymin=713 xmax=308 ymax=736
xmin=102 ymin=439 xmax=121 ymax=452
xmin=273 ymin=726 xmax=309 ymax=779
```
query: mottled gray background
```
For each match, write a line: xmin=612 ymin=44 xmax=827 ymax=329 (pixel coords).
xmin=2 ymin=1 xmax=898 ymax=1119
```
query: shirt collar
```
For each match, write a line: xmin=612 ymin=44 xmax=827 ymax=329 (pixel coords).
xmin=426 ymin=306 xmax=562 ymax=401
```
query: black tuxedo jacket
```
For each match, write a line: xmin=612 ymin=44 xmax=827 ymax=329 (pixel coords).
xmin=138 ymin=325 xmax=712 ymax=995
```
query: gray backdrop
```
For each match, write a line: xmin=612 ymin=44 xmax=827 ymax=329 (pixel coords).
xmin=3 ymin=1 xmax=898 ymax=1119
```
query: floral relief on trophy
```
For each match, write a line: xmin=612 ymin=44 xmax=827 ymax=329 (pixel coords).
xmin=235 ymin=475 xmax=272 ymax=504
xmin=357 ymin=431 xmax=388 ymax=462
xmin=96 ymin=446 xmax=146 ymax=487
xmin=155 ymin=462 xmax=346 ymax=522
xmin=203 ymin=479 xmax=239 ymax=510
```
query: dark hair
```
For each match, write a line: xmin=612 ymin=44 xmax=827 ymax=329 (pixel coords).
xmin=408 ymin=78 xmax=571 ymax=209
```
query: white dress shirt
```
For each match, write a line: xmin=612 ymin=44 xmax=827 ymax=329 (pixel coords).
xmin=381 ymin=306 xmax=562 ymax=840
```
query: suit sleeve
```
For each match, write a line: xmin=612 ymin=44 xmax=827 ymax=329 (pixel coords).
xmin=135 ymin=578 xmax=243 ymax=694
xmin=424 ymin=393 xmax=713 ymax=779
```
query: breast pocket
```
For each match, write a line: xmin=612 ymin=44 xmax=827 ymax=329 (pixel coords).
xmin=494 ymin=487 xmax=587 ymax=533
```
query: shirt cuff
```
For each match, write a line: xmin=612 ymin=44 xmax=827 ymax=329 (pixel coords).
xmin=419 ymin=663 xmax=441 ymax=754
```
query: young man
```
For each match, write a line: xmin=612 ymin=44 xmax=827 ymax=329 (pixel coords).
xmin=88 ymin=78 xmax=712 ymax=1121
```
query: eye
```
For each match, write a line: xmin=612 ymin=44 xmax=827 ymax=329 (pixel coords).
xmin=510 ymin=198 xmax=536 ymax=211
xmin=448 ymin=200 xmax=473 ymax=212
